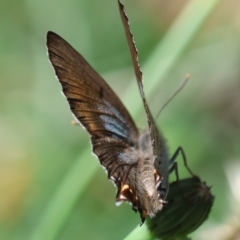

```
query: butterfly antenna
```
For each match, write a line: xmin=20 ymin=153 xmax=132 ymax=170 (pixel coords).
xmin=155 ymin=74 xmax=190 ymax=120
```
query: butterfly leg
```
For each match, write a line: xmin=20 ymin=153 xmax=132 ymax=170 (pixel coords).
xmin=168 ymin=146 xmax=196 ymax=177
xmin=168 ymin=162 xmax=180 ymax=183
xmin=168 ymin=147 xmax=197 ymax=204
xmin=168 ymin=161 xmax=198 ymax=205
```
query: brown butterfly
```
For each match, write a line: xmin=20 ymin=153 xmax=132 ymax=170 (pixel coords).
xmin=46 ymin=0 xmax=187 ymax=224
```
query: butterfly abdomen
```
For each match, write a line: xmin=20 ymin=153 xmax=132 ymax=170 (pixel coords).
xmin=135 ymin=131 xmax=164 ymax=218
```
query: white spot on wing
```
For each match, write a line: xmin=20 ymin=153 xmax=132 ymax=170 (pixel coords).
xmin=115 ymin=201 xmax=123 ymax=206
xmin=110 ymin=176 xmax=115 ymax=181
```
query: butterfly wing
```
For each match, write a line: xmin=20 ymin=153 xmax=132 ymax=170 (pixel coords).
xmin=118 ymin=0 xmax=169 ymax=193
xmin=46 ymin=31 xmax=139 ymax=189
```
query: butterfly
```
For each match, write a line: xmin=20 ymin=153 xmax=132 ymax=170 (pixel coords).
xmin=46 ymin=0 xmax=184 ymax=224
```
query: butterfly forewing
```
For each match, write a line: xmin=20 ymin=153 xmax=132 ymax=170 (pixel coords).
xmin=47 ymin=31 xmax=140 ymax=181
xmin=118 ymin=1 xmax=169 ymax=194
xmin=47 ymin=32 xmax=138 ymax=143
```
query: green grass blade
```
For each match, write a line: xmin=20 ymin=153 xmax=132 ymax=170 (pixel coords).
xmin=31 ymin=148 xmax=97 ymax=240
xmin=123 ymin=224 xmax=153 ymax=240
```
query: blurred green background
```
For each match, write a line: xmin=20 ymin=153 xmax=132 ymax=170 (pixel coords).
xmin=1 ymin=0 xmax=240 ymax=239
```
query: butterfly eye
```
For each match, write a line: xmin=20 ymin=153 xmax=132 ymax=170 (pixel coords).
xmin=158 ymin=186 xmax=169 ymax=200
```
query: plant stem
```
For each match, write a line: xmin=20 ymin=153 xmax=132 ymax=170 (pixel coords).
xmin=123 ymin=224 xmax=154 ymax=240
